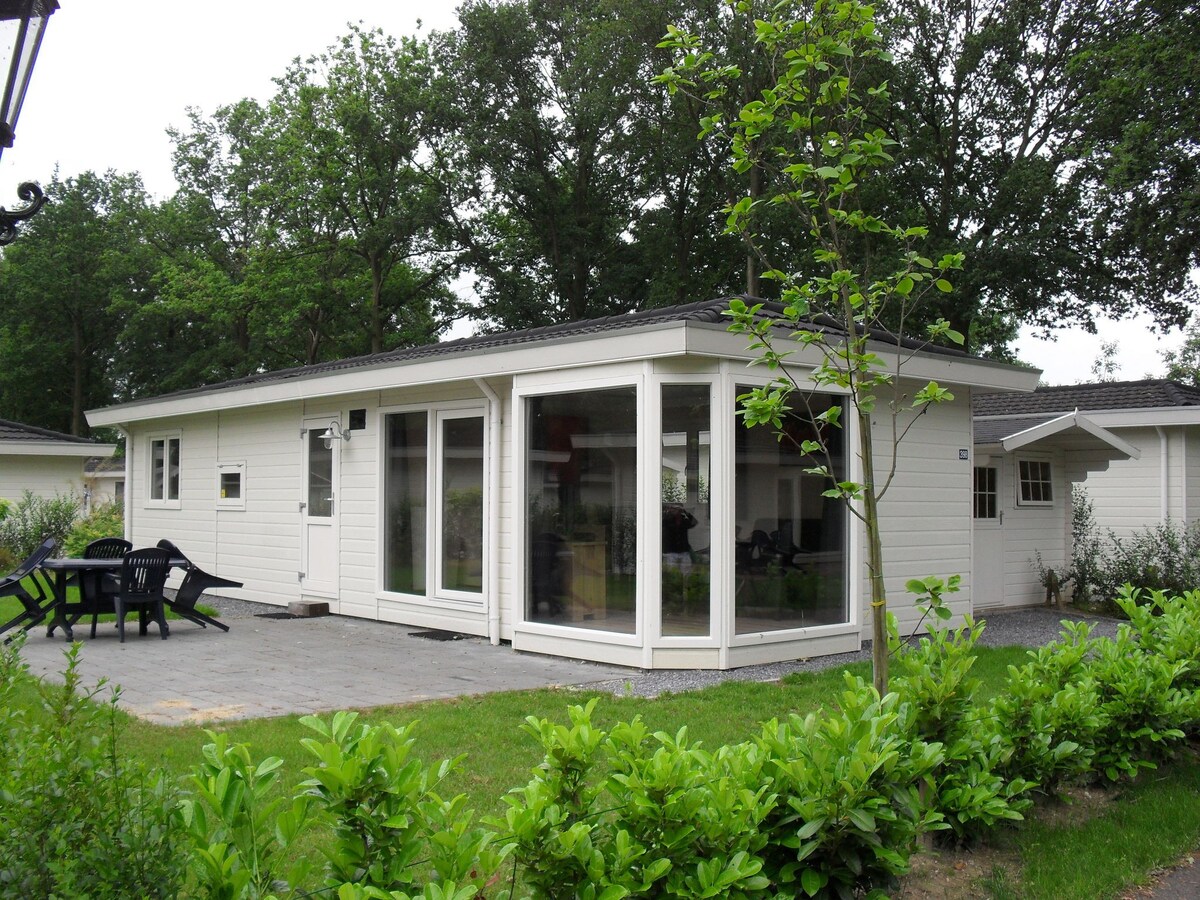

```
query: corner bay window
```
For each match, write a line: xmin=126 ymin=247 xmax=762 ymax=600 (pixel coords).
xmin=734 ymin=388 xmax=848 ymax=633
xmin=526 ymin=387 xmax=637 ymax=633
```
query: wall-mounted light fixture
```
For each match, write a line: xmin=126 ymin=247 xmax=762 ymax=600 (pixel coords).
xmin=319 ymin=420 xmax=350 ymax=450
xmin=0 ymin=0 xmax=59 ymax=245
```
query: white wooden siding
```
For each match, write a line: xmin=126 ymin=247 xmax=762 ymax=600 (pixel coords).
xmin=0 ymin=456 xmax=87 ymax=503
xmin=868 ymin=393 xmax=974 ymax=637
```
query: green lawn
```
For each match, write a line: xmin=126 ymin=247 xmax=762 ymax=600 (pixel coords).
xmin=8 ymin=641 xmax=1200 ymax=898
xmin=0 ymin=584 xmax=222 ymax=629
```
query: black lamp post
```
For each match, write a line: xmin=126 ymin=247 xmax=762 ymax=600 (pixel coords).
xmin=0 ymin=0 xmax=57 ymax=245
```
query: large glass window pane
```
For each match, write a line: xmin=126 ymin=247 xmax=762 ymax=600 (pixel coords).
xmin=151 ymin=439 xmax=165 ymax=500
xmin=306 ymin=431 xmax=333 ymax=517
xmin=735 ymin=388 xmax=847 ymax=633
xmin=661 ymin=385 xmax=711 ymax=636
xmin=442 ymin=416 xmax=484 ymax=593
xmin=526 ymin=387 xmax=638 ymax=633
xmin=385 ymin=412 xmax=427 ymax=594
xmin=167 ymin=438 xmax=180 ymax=500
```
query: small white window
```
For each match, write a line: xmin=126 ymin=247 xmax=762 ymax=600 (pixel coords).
xmin=216 ymin=461 xmax=246 ymax=510
xmin=148 ymin=434 xmax=181 ymax=508
xmin=1017 ymin=459 xmax=1053 ymax=506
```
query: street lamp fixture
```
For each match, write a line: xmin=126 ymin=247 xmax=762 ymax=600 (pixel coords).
xmin=0 ymin=0 xmax=57 ymax=244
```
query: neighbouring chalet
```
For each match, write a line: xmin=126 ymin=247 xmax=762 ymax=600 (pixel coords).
xmin=86 ymin=299 xmax=1040 ymax=669
xmin=0 ymin=418 xmax=116 ymax=509
xmin=972 ymin=379 xmax=1200 ymax=609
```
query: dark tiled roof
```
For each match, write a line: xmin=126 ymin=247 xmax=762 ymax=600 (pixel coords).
xmin=84 ymin=456 xmax=124 ymax=475
xmin=974 ymin=414 xmax=1059 ymax=444
xmin=0 ymin=418 xmax=98 ymax=445
xmin=103 ymin=297 xmax=972 ymax=408
xmin=973 ymin=379 xmax=1200 ymax=417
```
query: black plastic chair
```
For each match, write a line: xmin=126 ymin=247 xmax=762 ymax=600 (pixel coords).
xmin=114 ymin=547 xmax=171 ymax=643
xmin=80 ymin=537 xmax=133 ymax=638
xmin=156 ymin=539 xmax=238 ymax=632
xmin=0 ymin=538 xmax=58 ymax=643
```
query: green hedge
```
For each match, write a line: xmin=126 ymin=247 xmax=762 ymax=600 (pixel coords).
xmin=5 ymin=584 xmax=1200 ymax=898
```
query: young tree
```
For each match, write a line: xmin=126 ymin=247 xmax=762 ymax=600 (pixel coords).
xmin=661 ymin=0 xmax=964 ymax=693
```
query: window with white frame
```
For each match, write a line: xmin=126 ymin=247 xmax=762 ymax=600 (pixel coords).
xmin=1017 ymin=458 xmax=1053 ymax=506
xmin=216 ymin=461 xmax=246 ymax=510
xmin=382 ymin=407 xmax=485 ymax=600
xmin=148 ymin=434 xmax=181 ymax=506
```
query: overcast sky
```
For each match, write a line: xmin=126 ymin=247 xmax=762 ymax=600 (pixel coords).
xmin=0 ymin=0 xmax=1187 ymax=385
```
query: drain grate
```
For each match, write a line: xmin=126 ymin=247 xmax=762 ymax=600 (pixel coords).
xmin=255 ymin=612 xmax=304 ymax=620
xmin=409 ymin=629 xmax=472 ymax=641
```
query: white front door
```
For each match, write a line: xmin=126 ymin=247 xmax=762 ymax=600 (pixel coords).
xmin=301 ymin=420 xmax=340 ymax=598
xmin=972 ymin=465 xmax=1005 ymax=608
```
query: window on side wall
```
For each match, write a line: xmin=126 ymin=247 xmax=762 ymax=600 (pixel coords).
xmin=1016 ymin=458 xmax=1053 ymax=506
xmin=216 ymin=461 xmax=246 ymax=510
xmin=148 ymin=434 xmax=181 ymax=507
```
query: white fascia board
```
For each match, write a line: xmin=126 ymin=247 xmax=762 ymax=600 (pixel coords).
xmin=1000 ymin=411 xmax=1141 ymax=459
xmin=1083 ymin=408 xmax=1200 ymax=429
xmin=0 ymin=442 xmax=116 ymax=458
xmin=87 ymin=324 xmax=692 ymax=428
xmin=683 ymin=321 xmax=1041 ymax=392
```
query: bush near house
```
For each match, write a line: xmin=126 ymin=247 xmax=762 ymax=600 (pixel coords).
xmin=0 ymin=490 xmax=79 ymax=564
xmin=62 ymin=499 xmax=125 ymax=557
xmin=1069 ymin=487 xmax=1200 ymax=609
xmin=5 ymin=585 xmax=1200 ymax=898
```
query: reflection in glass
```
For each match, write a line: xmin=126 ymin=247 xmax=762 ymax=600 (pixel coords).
xmin=151 ymin=440 xmax=165 ymax=500
xmin=734 ymin=388 xmax=847 ymax=633
xmin=307 ymin=430 xmax=333 ymax=517
xmin=661 ymin=385 xmax=711 ymax=636
xmin=385 ymin=412 xmax=427 ymax=594
xmin=526 ymin=387 xmax=638 ymax=633
xmin=441 ymin=417 xmax=484 ymax=593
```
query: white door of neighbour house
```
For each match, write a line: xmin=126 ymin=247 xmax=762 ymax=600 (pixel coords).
xmin=301 ymin=419 xmax=340 ymax=598
xmin=973 ymin=465 xmax=1004 ymax=608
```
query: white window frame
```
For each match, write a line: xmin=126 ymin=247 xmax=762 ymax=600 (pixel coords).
xmin=146 ymin=432 xmax=182 ymax=509
xmin=377 ymin=400 xmax=488 ymax=608
xmin=1016 ymin=457 xmax=1054 ymax=507
xmin=216 ymin=460 xmax=247 ymax=511
xmin=726 ymin=369 xmax=860 ymax=648
xmin=513 ymin=371 xmax=645 ymax=649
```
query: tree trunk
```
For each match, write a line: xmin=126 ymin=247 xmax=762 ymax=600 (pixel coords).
xmin=860 ymin=406 xmax=889 ymax=694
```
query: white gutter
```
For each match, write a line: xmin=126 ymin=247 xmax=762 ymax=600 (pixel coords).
xmin=1155 ymin=425 xmax=1169 ymax=521
xmin=475 ymin=378 xmax=502 ymax=646
xmin=119 ymin=427 xmax=132 ymax=542
xmin=1183 ymin=427 xmax=1189 ymax=525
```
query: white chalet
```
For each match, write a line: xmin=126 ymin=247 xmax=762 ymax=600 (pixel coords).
xmin=87 ymin=300 xmax=1039 ymax=669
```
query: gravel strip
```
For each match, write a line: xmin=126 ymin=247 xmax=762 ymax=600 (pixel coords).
xmin=202 ymin=598 xmax=1124 ymax=698
xmin=590 ymin=605 xmax=1124 ymax=698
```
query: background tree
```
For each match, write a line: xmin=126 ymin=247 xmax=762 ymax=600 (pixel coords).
xmin=270 ymin=25 xmax=459 ymax=356
xmin=0 ymin=171 xmax=153 ymax=435
xmin=872 ymin=0 xmax=1193 ymax=355
xmin=438 ymin=0 xmax=767 ymax=330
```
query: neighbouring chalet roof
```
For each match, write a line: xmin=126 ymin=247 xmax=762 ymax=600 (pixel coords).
xmin=95 ymin=298 xmax=972 ymax=409
xmin=84 ymin=456 xmax=125 ymax=476
xmin=973 ymin=379 xmax=1200 ymax=418
xmin=0 ymin=418 xmax=99 ymax=446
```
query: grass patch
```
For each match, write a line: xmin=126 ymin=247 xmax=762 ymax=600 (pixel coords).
xmin=1009 ymin=756 xmax=1200 ymax=898
xmin=8 ymin=639 xmax=1200 ymax=898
